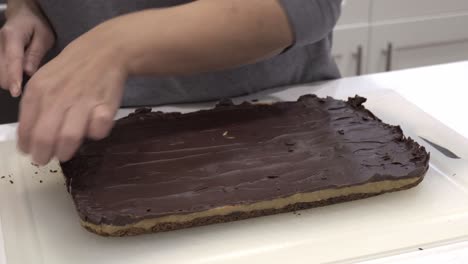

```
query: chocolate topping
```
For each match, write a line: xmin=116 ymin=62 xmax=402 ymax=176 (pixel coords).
xmin=61 ymin=95 xmax=429 ymax=226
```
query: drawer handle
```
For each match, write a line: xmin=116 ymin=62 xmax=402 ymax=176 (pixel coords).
xmin=383 ymin=42 xmax=394 ymax=72
xmin=353 ymin=45 xmax=363 ymax=76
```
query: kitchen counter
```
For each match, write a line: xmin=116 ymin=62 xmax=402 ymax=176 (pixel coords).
xmin=0 ymin=61 xmax=467 ymax=263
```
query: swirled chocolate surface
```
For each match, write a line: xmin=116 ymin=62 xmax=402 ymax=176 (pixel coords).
xmin=61 ymin=95 xmax=429 ymax=226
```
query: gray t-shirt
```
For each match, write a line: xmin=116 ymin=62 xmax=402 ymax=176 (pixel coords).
xmin=37 ymin=0 xmax=342 ymax=107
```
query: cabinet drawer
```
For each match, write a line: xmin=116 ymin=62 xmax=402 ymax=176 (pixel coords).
xmin=368 ymin=14 xmax=468 ymax=73
xmin=372 ymin=0 xmax=468 ymax=22
xmin=337 ymin=0 xmax=371 ymax=26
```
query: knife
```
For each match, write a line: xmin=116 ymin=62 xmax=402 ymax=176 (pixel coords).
xmin=419 ymin=136 xmax=460 ymax=159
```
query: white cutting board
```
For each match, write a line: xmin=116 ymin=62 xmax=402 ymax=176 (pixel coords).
xmin=1 ymin=83 xmax=468 ymax=264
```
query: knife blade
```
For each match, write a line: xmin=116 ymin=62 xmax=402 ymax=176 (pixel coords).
xmin=419 ymin=136 xmax=460 ymax=159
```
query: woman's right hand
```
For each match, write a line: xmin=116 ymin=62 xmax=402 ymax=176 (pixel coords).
xmin=0 ymin=1 xmax=55 ymax=97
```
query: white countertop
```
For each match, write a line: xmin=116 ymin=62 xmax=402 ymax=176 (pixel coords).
xmin=0 ymin=62 xmax=467 ymax=263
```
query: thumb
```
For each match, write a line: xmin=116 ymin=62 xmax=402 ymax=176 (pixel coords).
xmin=4 ymin=31 xmax=25 ymax=97
xmin=23 ymin=29 xmax=54 ymax=76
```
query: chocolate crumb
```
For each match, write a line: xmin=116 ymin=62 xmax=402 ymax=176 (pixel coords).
xmin=34 ymin=172 xmax=38 ymax=175
xmin=31 ymin=162 xmax=39 ymax=167
xmin=146 ymin=209 xmax=151 ymax=212
xmin=267 ymin=176 xmax=279 ymax=179
xmin=40 ymin=180 xmax=43 ymax=183
xmin=195 ymin=186 xmax=209 ymax=192
xmin=1 ymin=176 xmax=4 ymax=179
xmin=222 ymin=131 xmax=236 ymax=139
xmin=135 ymin=108 xmax=152 ymax=114
xmin=50 ymin=170 xmax=58 ymax=173
xmin=418 ymin=248 xmax=423 ymax=251
xmin=337 ymin=130 xmax=345 ymax=135
xmin=9 ymin=180 xmax=13 ymax=184
xmin=216 ymin=98 xmax=234 ymax=107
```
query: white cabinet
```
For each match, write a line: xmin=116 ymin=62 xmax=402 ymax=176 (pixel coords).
xmin=332 ymin=0 xmax=371 ymax=77
xmin=333 ymin=0 xmax=468 ymax=76
xmin=332 ymin=26 xmax=369 ymax=77
xmin=371 ymin=0 xmax=468 ymax=22
xmin=337 ymin=0 xmax=371 ymax=25
xmin=368 ymin=14 xmax=468 ymax=73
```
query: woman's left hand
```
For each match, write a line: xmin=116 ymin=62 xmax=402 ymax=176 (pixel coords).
xmin=17 ymin=24 xmax=128 ymax=165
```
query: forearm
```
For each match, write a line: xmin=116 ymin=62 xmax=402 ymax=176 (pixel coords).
xmin=90 ymin=0 xmax=293 ymax=77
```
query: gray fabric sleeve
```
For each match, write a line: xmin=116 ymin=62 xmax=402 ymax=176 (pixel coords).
xmin=278 ymin=0 xmax=342 ymax=47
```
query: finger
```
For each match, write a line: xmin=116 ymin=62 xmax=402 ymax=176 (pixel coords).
xmin=4 ymin=29 xmax=25 ymax=97
xmin=87 ymin=79 xmax=124 ymax=140
xmin=56 ymin=104 xmax=91 ymax=162
xmin=29 ymin=103 xmax=68 ymax=165
xmin=0 ymin=35 xmax=7 ymax=90
xmin=24 ymin=29 xmax=54 ymax=76
xmin=87 ymin=104 xmax=116 ymax=140
xmin=17 ymin=83 xmax=42 ymax=154
xmin=0 ymin=62 xmax=6 ymax=91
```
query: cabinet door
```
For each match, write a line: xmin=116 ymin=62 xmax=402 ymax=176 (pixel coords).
xmin=332 ymin=26 xmax=369 ymax=77
xmin=368 ymin=14 xmax=468 ymax=73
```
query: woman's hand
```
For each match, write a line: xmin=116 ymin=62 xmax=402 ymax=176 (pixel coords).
xmin=17 ymin=24 xmax=128 ymax=165
xmin=17 ymin=0 xmax=293 ymax=165
xmin=0 ymin=1 xmax=55 ymax=97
